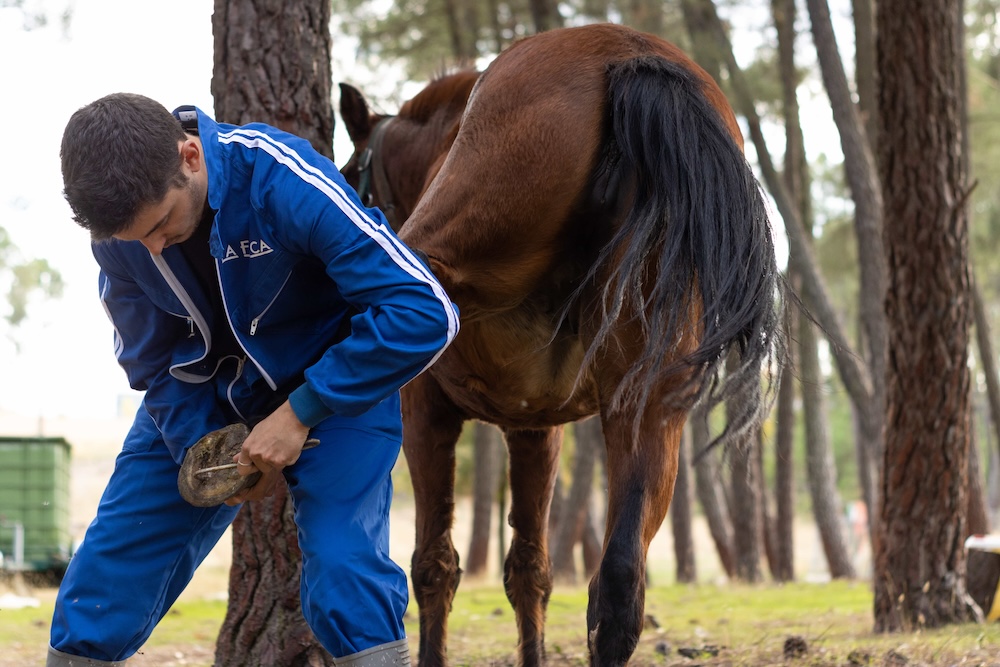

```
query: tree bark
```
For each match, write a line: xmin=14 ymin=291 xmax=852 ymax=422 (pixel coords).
xmin=730 ymin=428 xmax=762 ymax=583
xmin=551 ymin=417 xmax=602 ymax=583
xmin=690 ymin=405 xmax=736 ymax=579
xmin=626 ymin=0 xmax=664 ymax=36
xmin=466 ymin=422 xmax=503 ymax=577
xmin=805 ymin=0 xmax=888 ymax=544
xmin=671 ymin=428 xmax=697 ymax=583
xmin=527 ymin=0 xmax=559 ymax=32
xmin=216 ymin=492 xmax=331 ymax=666
xmin=852 ymin=0 xmax=878 ymax=150
xmin=770 ymin=0 xmax=801 ymax=584
xmin=973 ymin=274 xmax=1000 ymax=465
xmin=213 ymin=0 xmax=333 ymax=159
xmin=772 ymin=305 xmax=797 ymax=582
xmin=968 ymin=419 xmax=990 ymax=537
xmin=800 ymin=307 xmax=856 ymax=579
xmin=212 ymin=0 xmax=334 ymax=663
xmin=873 ymin=0 xmax=976 ymax=631
xmin=728 ymin=350 xmax=763 ymax=583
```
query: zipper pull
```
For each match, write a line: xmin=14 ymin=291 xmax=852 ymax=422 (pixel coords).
xmin=187 ymin=318 xmax=195 ymax=338
xmin=250 ymin=318 xmax=259 ymax=336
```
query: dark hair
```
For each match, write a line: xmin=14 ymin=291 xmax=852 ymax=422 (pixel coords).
xmin=61 ymin=93 xmax=188 ymax=240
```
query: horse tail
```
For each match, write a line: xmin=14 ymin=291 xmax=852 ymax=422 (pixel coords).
xmin=582 ymin=55 xmax=782 ymax=444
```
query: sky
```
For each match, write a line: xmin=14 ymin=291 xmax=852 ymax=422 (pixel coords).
xmin=0 ymin=0 xmax=372 ymax=420
xmin=0 ymin=0 xmax=844 ymax=422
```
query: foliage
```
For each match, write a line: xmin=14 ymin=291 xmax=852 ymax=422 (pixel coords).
xmin=0 ymin=226 xmax=63 ymax=328
xmin=0 ymin=0 xmax=72 ymax=33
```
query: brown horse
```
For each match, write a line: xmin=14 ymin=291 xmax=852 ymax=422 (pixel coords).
xmin=339 ymin=23 xmax=780 ymax=667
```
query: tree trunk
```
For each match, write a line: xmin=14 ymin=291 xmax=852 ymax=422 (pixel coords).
xmin=691 ymin=405 xmax=736 ymax=578
xmin=730 ymin=428 xmax=762 ymax=583
xmin=728 ymin=350 xmax=763 ymax=583
xmin=527 ymin=0 xmax=559 ymax=32
xmin=626 ymin=0 xmax=663 ymax=36
xmin=755 ymin=431 xmax=779 ymax=580
xmin=213 ymin=0 xmax=333 ymax=159
xmin=551 ymin=417 xmax=602 ymax=583
xmin=852 ymin=0 xmax=878 ymax=150
xmin=805 ymin=0 xmax=888 ymax=546
xmin=973 ymin=274 xmax=1000 ymax=465
xmin=800 ymin=306 xmax=856 ymax=579
xmin=773 ymin=306 xmax=797 ymax=582
xmin=216 ymin=491 xmax=331 ymax=666
xmin=671 ymin=428 xmax=697 ymax=583
xmin=211 ymin=0 xmax=334 ymax=663
xmin=873 ymin=0 xmax=976 ymax=631
xmin=771 ymin=0 xmax=801 ymax=584
xmin=968 ymin=419 xmax=990 ymax=536
xmin=466 ymin=422 xmax=503 ymax=577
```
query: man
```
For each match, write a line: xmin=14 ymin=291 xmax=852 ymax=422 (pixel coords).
xmin=49 ymin=93 xmax=459 ymax=666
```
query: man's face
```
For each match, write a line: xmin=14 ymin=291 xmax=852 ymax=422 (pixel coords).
xmin=114 ymin=139 xmax=207 ymax=255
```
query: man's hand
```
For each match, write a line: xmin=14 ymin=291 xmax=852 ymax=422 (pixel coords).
xmin=230 ymin=400 xmax=311 ymax=493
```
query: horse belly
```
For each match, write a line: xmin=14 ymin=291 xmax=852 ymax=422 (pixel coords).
xmin=429 ymin=317 xmax=598 ymax=428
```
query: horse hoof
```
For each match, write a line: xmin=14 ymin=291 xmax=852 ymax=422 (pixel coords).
xmin=177 ymin=423 xmax=258 ymax=507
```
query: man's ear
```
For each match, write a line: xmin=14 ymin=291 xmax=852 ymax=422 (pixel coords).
xmin=179 ymin=138 xmax=203 ymax=173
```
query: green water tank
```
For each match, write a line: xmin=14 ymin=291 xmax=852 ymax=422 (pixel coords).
xmin=0 ymin=436 xmax=72 ymax=573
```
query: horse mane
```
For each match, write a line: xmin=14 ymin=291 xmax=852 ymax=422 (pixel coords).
xmin=398 ymin=70 xmax=479 ymax=124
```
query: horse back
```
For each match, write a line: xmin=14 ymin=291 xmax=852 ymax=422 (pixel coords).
xmin=399 ymin=24 xmax=741 ymax=316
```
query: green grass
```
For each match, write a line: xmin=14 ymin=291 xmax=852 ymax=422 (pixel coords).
xmin=4 ymin=580 xmax=1000 ymax=666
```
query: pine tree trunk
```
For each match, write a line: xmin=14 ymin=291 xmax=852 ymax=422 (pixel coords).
xmin=771 ymin=0 xmax=801 ymax=583
xmin=211 ymin=0 xmax=334 ymax=662
xmin=874 ymin=0 xmax=976 ymax=631
xmin=972 ymin=276 xmax=1000 ymax=468
xmin=466 ymin=422 xmax=503 ymax=577
xmin=671 ymin=429 xmax=696 ymax=583
xmin=550 ymin=418 xmax=601 ymax=583
xmin=772 ymin=310 xmax=797 ymax=582
xmin=216 ymin=489 xmax=331 ymax=666
xmin=727 ymin=350 xmax=763 ymax=583
xmin=690 ymin=405 xmax=736 ymax=578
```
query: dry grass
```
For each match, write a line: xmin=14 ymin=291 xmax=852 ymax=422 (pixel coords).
xmin=4 ymin=575 xmax=1000 ymax=667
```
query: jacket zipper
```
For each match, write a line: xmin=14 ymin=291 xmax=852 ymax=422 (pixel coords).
xmin=214 ymin=258 xmax=280 ymax=391
xmin=249 ymin=271 xmax=293 ymax=336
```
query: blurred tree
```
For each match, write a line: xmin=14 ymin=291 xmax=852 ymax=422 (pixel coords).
xmin=0 ymin=227 xmax=63 ymax=329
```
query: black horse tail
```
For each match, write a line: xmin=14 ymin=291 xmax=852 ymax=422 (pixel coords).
xmin=579 ymin=55 xmax=783 ymax=446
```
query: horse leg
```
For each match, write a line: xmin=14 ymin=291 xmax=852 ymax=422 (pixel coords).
xmin=401 ymin=374 xmax=466 ymax=667
xmin=501 ymin=425 xmax=563 ymax=667
xmin=586 ymin=408 xmax=684 ymax=667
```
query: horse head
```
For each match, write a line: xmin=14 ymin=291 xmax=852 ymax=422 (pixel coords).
xmin=338 ymin=72 xmax=479 ymax=232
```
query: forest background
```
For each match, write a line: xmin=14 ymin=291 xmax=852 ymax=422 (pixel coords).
xmin=2 ymin=0 xmax=1000 ymax=661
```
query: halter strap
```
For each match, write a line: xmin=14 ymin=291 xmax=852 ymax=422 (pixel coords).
xmin=356 ymin=116 xmax=399 ymax=230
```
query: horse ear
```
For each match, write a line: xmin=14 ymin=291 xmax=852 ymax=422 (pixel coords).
xmin=339 ymin=83 xmax=372 ymax=144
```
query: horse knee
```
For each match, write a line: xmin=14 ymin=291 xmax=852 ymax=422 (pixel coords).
xmin=502 ymin=539 xmax=553 ymax=611
xmin=411 ymin=541 xmax=462 ymax=610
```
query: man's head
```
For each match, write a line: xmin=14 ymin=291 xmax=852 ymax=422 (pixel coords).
xmin=61 ymin=93 xmax=207 ymax=252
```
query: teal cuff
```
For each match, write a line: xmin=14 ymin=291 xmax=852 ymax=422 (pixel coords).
xmin=288 ymin=383 xmax=334 ymax=428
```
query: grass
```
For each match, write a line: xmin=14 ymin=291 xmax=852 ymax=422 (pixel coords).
xmin=5 ymin=578 xmax=999 ymax=666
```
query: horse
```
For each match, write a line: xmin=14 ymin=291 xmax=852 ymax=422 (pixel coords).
xmin=338 ymin=23 xmax=781 ymax=667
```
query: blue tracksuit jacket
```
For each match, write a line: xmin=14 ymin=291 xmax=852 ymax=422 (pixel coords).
xmin=93 ymin=109 xmax=459 ymax=463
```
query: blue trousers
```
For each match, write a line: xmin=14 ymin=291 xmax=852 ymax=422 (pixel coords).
xmin=49 ymin=390 xmax=408 ymax=661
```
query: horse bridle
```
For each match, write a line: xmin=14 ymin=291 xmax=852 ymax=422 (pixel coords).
xmin=356 ymin=116 xmax=399 ymax=230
